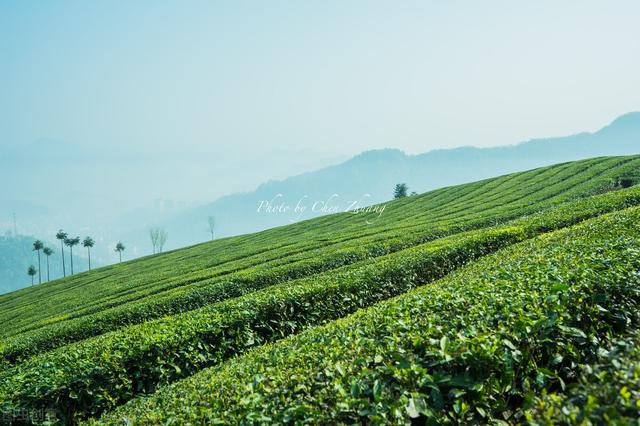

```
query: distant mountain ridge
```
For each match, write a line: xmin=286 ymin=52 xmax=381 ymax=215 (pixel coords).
xmin=158 ymin=112 xmax=640 ymax=249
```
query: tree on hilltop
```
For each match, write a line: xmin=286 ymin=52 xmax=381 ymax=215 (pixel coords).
xmin=115 ymin=242 xmax=125 ymax=263
xmin=207 ymin=216 xmax=216 ymax=241
xmin=150 ymin=228 xmax=159 ymax=254
xmin=27 ymin=265 xmax=37 ymax=286
xmin=393 ymin=183 xmax=408 ymax=199
xmin=157 ymin=229 xmax=167 ymax=253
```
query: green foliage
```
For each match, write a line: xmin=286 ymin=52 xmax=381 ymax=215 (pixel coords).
xmin=393 ymin=183 xmax=408 ymax=199
xmin=94 ymin=207 xmax=640 ymax=425
xmin=527 ymin=330 xmax=640 ymax=425
xmin=32 ymin=240 xmax=44 ymax=252
xmin=0 ymin=226 xmax=527 ymax=422
xmin=82 ymin=237 xmax=94 ymax=248
xmin=114 ymin=242 xmax=125 ymax=263
xmin=2 ymin=157 xmax=638 ymax=355
xmin=63 ymin=236 xmax=80 ymax=248
xmin=2 ymin=179 xmax=639 ymax=368
xmin=0 ymin=156 xmax=639 ymax=424
xmin=4 ymin=186 xmax=640 ymax=423
xmin=26 ymin=266 xmax=36 ymax=278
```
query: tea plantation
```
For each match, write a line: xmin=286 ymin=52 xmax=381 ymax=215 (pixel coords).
xmin=1 ymin=155 xmax=639 ymax=425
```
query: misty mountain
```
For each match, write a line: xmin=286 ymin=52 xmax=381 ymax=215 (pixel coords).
xmin=157 ymin=112 xmax=640 ymax=249
xmin=0 ymin=139 xmax=343 ymax=240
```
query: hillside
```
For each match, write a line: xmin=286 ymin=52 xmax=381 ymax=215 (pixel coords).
xmin=99 ymin=198 xmax=640 ymax=425
xmin=158 ymin=112 xmax=640 ymax=249
xmin=0 ymin=235 xmax=90 ymax=294
xmin=2 ymin=112 xmax=639 ymax=289
xmin=0 ymin=156 xmax=640 ymax=424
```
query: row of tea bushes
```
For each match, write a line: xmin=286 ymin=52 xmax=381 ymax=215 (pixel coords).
xmin=3 ymin=156 xmax=635 ymax=340
xmin=94 ymin=207 xmax=640 ymax=425
xmin=4 ymin=181 xmax=639 ymax=367
xmin=0 ymin=226 xmax=527 ymax=423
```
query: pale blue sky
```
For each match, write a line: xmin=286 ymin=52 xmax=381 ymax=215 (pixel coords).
xmin=1 ymin=1 xmax=639 ymax=158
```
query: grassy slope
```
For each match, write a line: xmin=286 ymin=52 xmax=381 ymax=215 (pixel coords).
xmin=1 ymin=156 xmax=638 ymax=343
xmin=95 ymin=206 xmax=640 ymax=425
xmin=0 ymin=156 xmax=639 ymax=424
xmin=0 ymin=157 xmax=636 ymax=370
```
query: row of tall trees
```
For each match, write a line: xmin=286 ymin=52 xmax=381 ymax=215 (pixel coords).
xmin=30 ymin=241 xmax=57 ymax=285
xmin=53 ymin=231 xmax=85 ymax=276
xmin=27 ymin=230 xmax=125 ymax=286
xmin=26 ymin=214 xmax=221 ymax=286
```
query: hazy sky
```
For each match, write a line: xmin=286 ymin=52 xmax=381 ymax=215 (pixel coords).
xmin=2 ymin=1 xmax=639 ymax=158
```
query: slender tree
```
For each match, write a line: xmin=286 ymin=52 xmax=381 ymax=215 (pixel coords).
xmin=32 ymin=240 xmax=44 ymax=284
xmin=83 ymin=237 xmax=95 ymax=270
xmin=157 ymin=229 xmax=167 ymax=253
xmin=149 ymin=228 xmax=159 ymax=254
xmin=393 ymin=183 xmax=408 ymax=199
xmin=64 ymin=236 xmax=80 ymax=275
xmin=115 ymin=242 xmax=125 ymax=263
xmin=207 ymin=216 xmax=216 ymax=241
xmin=43 ymin=247 xmax=53 ymax=282
xmin=56 ymin=229 xmax=68 ymax=277
xmin=27 ymin=265 xmax=37 ymax=286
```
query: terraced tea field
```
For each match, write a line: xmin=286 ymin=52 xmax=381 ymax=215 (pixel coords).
xmin=1 ymin=155 xmax=640 ymax=425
